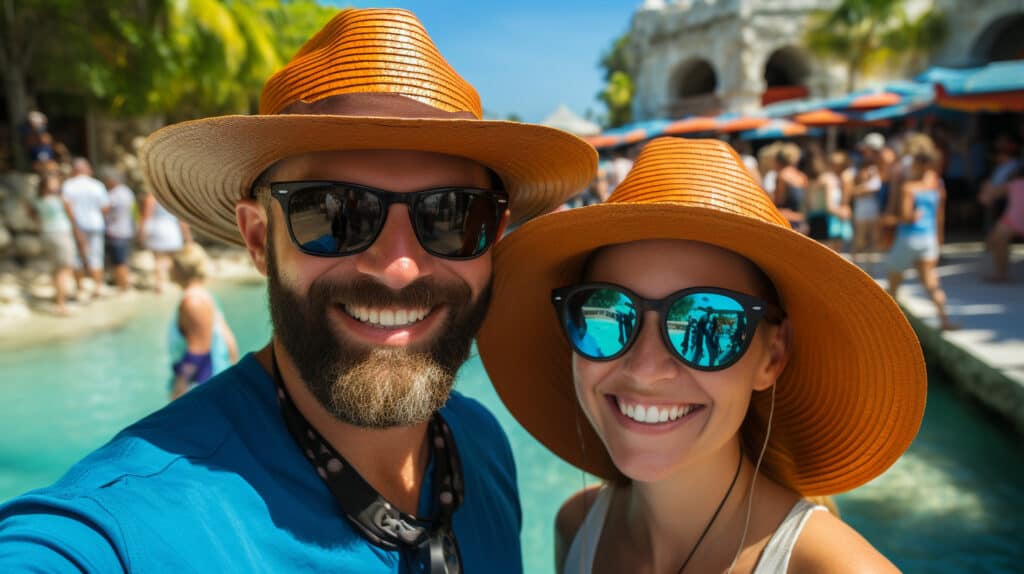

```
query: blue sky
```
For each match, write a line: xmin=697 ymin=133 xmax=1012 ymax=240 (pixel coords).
xmin=322 ymin=1 xmax=640 ymax=123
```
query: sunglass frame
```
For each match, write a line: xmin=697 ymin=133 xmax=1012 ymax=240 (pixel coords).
xmin=266 ymin=180 xmax=509 ymax=260
xmin=551 ymin=282 xmax=786 ymax=371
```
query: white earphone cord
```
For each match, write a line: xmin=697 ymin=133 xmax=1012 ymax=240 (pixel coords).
xmin=726 ymin=383 xmax=776 ymax=574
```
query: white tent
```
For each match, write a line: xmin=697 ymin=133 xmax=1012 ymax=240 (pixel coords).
xmin=540 ymin=104 xmax=601 ymax=136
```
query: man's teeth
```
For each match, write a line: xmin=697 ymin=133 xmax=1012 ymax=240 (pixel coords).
xmin=617 ymin=398 xmax=697 ymax=424
xmin=344 ymin=305 xmax=430 ymax=327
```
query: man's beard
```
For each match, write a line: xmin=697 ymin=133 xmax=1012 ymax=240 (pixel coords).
xmin=266 ymin=237 xmax=490 ymax=429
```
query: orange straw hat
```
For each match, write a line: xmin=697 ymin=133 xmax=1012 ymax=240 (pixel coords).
xmin=477 ymin=137 xmax=926 ymax=496
xmin=140 ymin=8 xmax=596 ymax=245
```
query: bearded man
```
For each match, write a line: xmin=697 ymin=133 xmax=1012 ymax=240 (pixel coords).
xmin=0 ymin=9 xmax=595 ymax=573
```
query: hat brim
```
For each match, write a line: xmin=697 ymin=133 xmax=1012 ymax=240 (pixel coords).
xmin=477 ymin=203 xmax=926 ymax=495
xmin=141 ymin=115 xmax=597 ymax=245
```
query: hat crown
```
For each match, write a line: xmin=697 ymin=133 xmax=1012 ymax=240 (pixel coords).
xmin=608 ymin=138 xmax=789 ymax=228
xmin=259 ymin=8 xmax=482 ymax=118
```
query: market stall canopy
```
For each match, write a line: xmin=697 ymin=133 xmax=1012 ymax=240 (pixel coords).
xmin=541 ymin=104 xmax=601 ymax=136
xmin=920 ymin=60 xmax=1024 ymax=112
xmin=740 ymin=119 xmax=819 ymax=140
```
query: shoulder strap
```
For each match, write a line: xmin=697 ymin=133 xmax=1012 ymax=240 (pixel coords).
xmin=753 ymin=499 xmax=825 ymax=574
xmin=563 ymin=486 xmax=613 ymax=574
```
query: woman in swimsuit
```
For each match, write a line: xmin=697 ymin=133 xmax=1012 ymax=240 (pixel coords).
xmin=478 ymin=138 xmax=925 ymax=573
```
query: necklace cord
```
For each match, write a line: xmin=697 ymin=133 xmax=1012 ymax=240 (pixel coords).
xmin=676 ymin=440 xmax=744 ymax=574
xmin=726 ymin=382 xmax=777 ymax=574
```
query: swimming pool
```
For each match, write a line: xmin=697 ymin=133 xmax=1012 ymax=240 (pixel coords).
xmin=0 ymin=280 xmax=1021 ymax=573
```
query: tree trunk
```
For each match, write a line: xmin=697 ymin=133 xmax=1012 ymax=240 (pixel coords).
xmin=3 ymin=64 xmax=29 ymax=171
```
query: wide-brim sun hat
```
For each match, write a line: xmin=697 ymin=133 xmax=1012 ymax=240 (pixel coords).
xmin=477 ymin=137 xmax=926 ymax=496
xmin=141 ymin=8 xmax=596 ymax=246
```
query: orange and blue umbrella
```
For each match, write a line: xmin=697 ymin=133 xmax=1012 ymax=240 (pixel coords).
xmin=739 ymin=119 xmax=819 ymax=141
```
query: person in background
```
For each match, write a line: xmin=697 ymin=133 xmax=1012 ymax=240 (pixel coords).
xmin=61 ymin=157 xmax=109 ymax=301
xmin=27 ymin=172 xmax=86 ymax=315
xmin=732 ymin=139 xmax=762 ymax=188
xmin=101 ymin=166 xmax=137 ymax=292
xmin=978 ymin=159 xmax=1024 ymax=282
xmin=804 ymin=149 xmax=850 ymax=252
xmin=979 ymin=137 xmax=1021 ymax=226
xmin=851 ymin=134 xmax=885 ymax=266
xmin=138 ymin=192 xmax=190 ymax=293
xmin=757 ymin=142 xmax=780 ymax=200
xmin=886 ymin=138 xmax=957 ymax=330
xmin=168 ymin=243 xmax=239 ymax=399
xmin=773 ymin=143 xmax=808 ymax=233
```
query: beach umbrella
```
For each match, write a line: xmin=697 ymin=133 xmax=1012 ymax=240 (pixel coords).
xmin=716 ymin=115 xmax=771 ymax=133
xmin=585 ymin=134 xmax=624 ymax=149
xmin=921 ymin=61 xmax=1024 ymax=112
xmin=847 ymin=92 xmax=902 ymax=109
xmin=662 ymin=116 xmax=718 ymax=135
xmin=739 ymin=119 xmax=815 ymax=141
xmin=793 ymin=108 xmax=852 ymax=126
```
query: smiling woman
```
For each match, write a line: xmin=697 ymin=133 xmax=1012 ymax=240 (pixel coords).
xmin=478 ymin=137 xmax=929 ymax=574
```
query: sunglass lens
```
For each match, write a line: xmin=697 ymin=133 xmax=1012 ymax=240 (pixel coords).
xmin=666 ymin=293 xmax=750 ymax=369
xmin=415 ymin=191 xmax=500 ymax=258
xmin=565 ymin=287 xmax=638 ymax=359
xmin=288 ymin=185 xmax=381 ymax=255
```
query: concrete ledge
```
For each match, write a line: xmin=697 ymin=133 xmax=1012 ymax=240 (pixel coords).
xmin=902 ymin=304 xmax=1024 ymax=435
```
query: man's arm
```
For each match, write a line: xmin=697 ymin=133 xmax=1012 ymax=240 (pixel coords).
xmin=0 ymin=494 xmax=126 ymax=573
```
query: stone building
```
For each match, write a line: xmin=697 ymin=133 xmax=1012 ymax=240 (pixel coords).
xmin=629 ymin=0 xmax=1024 ymax=121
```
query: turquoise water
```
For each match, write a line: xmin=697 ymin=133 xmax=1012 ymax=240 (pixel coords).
xmin=1 ymin=280 xmax=1022 ymax=573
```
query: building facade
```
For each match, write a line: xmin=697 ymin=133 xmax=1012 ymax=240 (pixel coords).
xmin=629 ymin=0 xmax=1024 ymax=120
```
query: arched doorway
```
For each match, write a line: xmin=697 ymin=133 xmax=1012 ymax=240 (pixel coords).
xmin=667 ymin=58 xmax=719 ymax=117
xmin=763 ymin=47 xmax=810 ymax=105
xmin=971 ymin=13 xmax=1024 ymax=63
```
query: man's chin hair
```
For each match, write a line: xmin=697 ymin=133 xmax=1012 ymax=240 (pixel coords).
xmin=265 ymin=232 xmax=488 ymax=429
xmin=324 ymin=347 xmax=459 ymax=428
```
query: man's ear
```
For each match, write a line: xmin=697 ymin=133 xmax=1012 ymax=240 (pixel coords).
xmin=752 ymin=319 xmax=792 ymax=392
xmin=496 ymin=208 xmax=511 ymax=239
xmin=236 ymin=199 xmax=269 ymax=276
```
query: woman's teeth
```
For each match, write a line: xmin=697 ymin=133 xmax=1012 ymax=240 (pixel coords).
xmin=344 ymin=305 xmax=431 ymax=327
xmin=617 ymin=398 xmax=698 ymax=424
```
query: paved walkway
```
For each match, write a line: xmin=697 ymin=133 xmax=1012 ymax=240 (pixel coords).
xmin=869 ymin=241 xmax=1024 ymax=432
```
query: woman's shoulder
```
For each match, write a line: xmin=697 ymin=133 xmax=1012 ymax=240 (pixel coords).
xmin=555 ymin=483 xmax=606 ymax=542
xmin=788 ymin=506 xmax=899 ymax=573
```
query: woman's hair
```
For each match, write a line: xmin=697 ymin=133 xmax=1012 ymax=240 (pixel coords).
xmin=829 ymin=151 xmax=850 ymax=173
xmin=775 ymin=143 xmax=801 ymax=168
xmin=37 ymin=172 xmax=61 ymax=196
xmin=171 ymin=243 xmax=210 ymax=284
xmin=757 ymin=142 xmax=779 ymax=170
xmin=804 ymin=150 xmax=828 ymax=180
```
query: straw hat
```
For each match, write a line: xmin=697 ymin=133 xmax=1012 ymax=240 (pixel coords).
xmin=477 ymin=137 xmax=926 ymax=496
xmin=140 ymin=8 xmax=596 ymax=246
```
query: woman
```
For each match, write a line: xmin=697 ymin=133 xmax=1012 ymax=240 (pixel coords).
xmin=168 ymin=243 xmax=239 ymax=399
xmin=885 ymin=140 xmax=956 ymax=330
xmin=978 ymin=158 xmax=1024 ymax=282
xmin=773 ymin=143 xmax=808 ymax=233
xmin=28 ymin=172 xmax=86 ymax=315
xmin=478 ymin=138 xmax=925 ymax=573
xmin=138 ymin=192 xmax=191 ymax=293
xmin=804 ymin=150 xmax=851 ymax=251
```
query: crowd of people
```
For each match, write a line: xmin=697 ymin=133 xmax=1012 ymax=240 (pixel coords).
xmin=18 ymin=111 xmax=237 ymax=395
xmin=583 ymin=127 xmax=1023 ymax=331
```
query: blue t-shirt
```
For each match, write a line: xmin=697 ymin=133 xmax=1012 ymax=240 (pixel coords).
xmin=0 ymin=354 xmax=522 ymax=572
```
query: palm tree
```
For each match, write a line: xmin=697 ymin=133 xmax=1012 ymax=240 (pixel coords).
xmin=804 ymin=0 xmax=948 ymax=92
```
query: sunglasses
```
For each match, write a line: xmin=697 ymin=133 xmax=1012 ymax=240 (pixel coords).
xmin=264 ymin=181 xmax=509 ymax=260
xmin=552 ymin=283 xmax=786 ymax=371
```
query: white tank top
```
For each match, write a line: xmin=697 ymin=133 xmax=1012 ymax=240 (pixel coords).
xmin=563 ymin=486 xmax=824 ymax=574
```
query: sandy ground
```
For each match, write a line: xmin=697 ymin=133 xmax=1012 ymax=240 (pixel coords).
xmin=0 ymin=249 xmax=263 ymax=352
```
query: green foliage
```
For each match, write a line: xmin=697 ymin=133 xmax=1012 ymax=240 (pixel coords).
xmin=803 ymin=0 xmax=947 ymax=91
xmin=597 ymin=32 xmax=633 ymax=128
xmin=3 ymin=0 xmax=339 ymax=121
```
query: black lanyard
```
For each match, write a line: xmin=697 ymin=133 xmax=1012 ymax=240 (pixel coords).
xmin=271 ymin=350 xmax=464 ymax=573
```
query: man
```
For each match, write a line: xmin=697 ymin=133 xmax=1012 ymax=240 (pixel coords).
xmin=0 ymin=8 xmax=596 ymax=573
xmin=100 ymin=166 xmax=136 ymax=291
xmin=61 ymin=157 xmax=110 ymax=300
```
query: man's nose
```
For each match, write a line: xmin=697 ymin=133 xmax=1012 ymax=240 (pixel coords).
xmin=354 ymin=203 xmax=435 ymax=290
xmin=622 ymin=311 xmax=681 ymax=384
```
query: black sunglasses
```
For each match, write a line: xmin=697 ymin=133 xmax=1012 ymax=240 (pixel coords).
xmin=552 ymin=283 xmax=786 ymax=371
xmin=263 ymin=181 xmax=509 ymax=260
